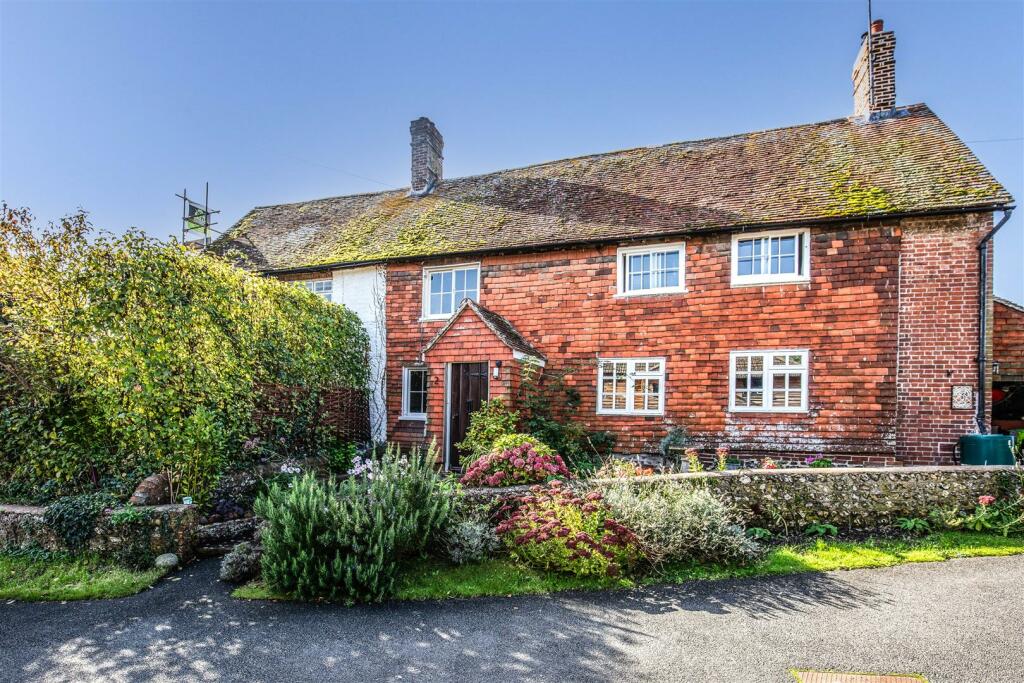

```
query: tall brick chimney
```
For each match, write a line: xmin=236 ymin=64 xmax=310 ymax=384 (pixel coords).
xmin=851 ymin=19 xmax=896 ymax=118
xmin=410 ymin=117 xmax=443 ymax=193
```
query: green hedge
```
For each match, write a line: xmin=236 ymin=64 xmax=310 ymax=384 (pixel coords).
xmin=0 ymin=205 xmax=369 ymax=502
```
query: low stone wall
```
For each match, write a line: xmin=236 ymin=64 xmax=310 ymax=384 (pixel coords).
xmin=465 ymin=466 xmax=1021 ymax=532
xmin=0 ymin=503 xmax=198 ymax=562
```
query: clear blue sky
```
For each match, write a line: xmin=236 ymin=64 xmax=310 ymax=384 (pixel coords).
xmin=2 ymin=1 xmax=1021 ymax=300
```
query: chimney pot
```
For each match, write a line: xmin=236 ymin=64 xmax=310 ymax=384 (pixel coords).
xmin=410 ymin=117 xmax=443 ymax=194
xmin=871 ymin=19 xmax=884 ymax=34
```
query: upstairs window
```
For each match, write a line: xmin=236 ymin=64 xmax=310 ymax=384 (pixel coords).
xmin=731 ymin=229 xmax=810 ymax=285
xmin=617 ymin=243 xmax=685 ymax=295
xmin=729 ymin=350 xmax=809 ymax=413
xmin=402 ymin=367 xmax=428 ymax=419
xmin=298 ymin=279 xmax=333 ymax=301
xmin=423 ymin=264 xmax=479 ymax=319
xmin=597 ymin=358 xmax=665 ymax=415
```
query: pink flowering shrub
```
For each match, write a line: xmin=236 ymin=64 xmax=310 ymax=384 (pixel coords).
xmin=460 ymin=439 xmax=570 ymax=487
xmin=978 ymin=495 xmax=996 ymax=507
xmin=495 ymin=482 xmax=643 ymax=578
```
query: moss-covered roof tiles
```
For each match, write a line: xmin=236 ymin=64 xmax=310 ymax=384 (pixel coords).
xmin=214 ymin=104 xmax=1013 ymax=271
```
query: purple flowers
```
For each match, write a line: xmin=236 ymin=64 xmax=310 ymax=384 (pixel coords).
xmin=347 ymin=455 xmax=374 ymax=479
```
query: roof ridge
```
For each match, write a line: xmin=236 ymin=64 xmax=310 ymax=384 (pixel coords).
xmin=244 ymin=104 xmax=931 ymax=213
xmin=995 ymin=296 xmax=1024 ymax=314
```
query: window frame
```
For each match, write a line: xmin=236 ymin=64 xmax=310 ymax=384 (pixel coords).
xmin=615 ymin=242 xmax=686 ymax=296
xmin=730 ymin=229 xmax=810 ymax=286
xmin=421 ymin=262 xmax=481 ymax=321
xmin=401 ymin=367 xmax=429 ymax=420
xmin=728 ymin=349 xmax=810 ymax=413
xmin=298 ymin=278 xmax=333 ymax=301
xmin=596 ymin=357 xmax=667 ymax=416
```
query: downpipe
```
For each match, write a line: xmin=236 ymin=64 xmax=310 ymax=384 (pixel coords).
xmin=976 ymin=207 xmax=1015 ymax=433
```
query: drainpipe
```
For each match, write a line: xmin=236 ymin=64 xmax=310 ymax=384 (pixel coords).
xmin=976 ymin=207 xmax=1015 ymax=433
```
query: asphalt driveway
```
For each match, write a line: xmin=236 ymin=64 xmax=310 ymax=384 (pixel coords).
xmin=2 ymin=555 xmax=1022 ymax=683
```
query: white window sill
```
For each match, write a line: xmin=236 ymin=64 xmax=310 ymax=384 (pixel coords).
xmin=728 ymin=407 xmax=808 ymax=414
xmin=596 ymin=410 xmax=664 ymax=417
xmin=399 ymin=414 xmax=427 ymax=421
xmin=730 ymin=276 xmax=810 ymax=288
xmin=419 ymin=315 xmax=451 ymax=323
xmin=614 ymin=288 xmax=687 ymax=298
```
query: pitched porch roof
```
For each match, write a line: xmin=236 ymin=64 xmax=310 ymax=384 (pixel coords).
xmin=421 ymin=299 xmax=545 ymax=364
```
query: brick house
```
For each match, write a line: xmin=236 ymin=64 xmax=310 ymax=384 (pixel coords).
xmin=216 ymin=20 xmax=1014 ymax=468
xmin=993 ymin=297 xmax=1024 ymax=432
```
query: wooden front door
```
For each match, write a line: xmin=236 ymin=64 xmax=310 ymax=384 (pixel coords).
xmin=447 ymin=362 xmax=489 ymax=470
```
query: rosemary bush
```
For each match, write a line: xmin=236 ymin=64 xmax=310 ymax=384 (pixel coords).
xmin=255 ymin=444 xmax=454 ymax=602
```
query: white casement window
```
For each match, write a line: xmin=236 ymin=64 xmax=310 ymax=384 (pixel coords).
xmin=616 ymin=242 xmax=685 ymax=295
xmin=298 ymin=279 xmax=333 ymax=301
xmin=401 ymin=367 xmax=428 ymax=420
xmin=731 ymin=229 xmax=810 ymax=286
xmin=597 ymin=358 xmax=665 ymax=415
xmin=729 ymin=350 xmax=809 ymax=413
xmin=422 ymin=263 xmax=479 ymax=319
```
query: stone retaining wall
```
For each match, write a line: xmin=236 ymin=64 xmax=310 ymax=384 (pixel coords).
xmin=0 ymin=503 xmax=198 ymax=562
xmin=465 ymin=466 xmax=1021 ymax=532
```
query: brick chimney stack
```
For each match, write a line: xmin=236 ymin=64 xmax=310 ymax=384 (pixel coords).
xmin=410 ymin=117 xmax=443 ymax=193
xmin=852 ymin=19 xmax=896 ymax=118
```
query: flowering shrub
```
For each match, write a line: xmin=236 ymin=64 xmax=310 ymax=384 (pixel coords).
xmin=715 ymin=446 xmax=729 ymax=471
xmin=347 ymin=455 xmax=375 ymax=479
xmin=684 ymin=447 xmax=703 ymax=472
xmin=594 ymin=458 xmax=654 ymax=479
xmin=761 ymin=457 xmax=778 ymax=470
xmin=460 ymin=439 xmax=570 ymax=487
xmin=496 ymin=482 xmax=642 ymax=578
xmin=601 ymin=483 xmax=761 ymax=567
xmin=489 ymin=434 xmax=558 ymax=459
xmin=805 ymin=455 xmax=834 ymax=468
xmin=929 ymin=491 xmax=1024 ymax=536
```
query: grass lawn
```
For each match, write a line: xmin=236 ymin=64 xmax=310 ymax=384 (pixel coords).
xmin=0 ymin=552 xmax=165 ymax=602
xmin=233 ymin=531 xmax=1024 ymax=603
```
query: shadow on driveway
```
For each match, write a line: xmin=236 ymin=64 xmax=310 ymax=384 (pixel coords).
xmin=1 ymin=559 xmax=892 ymax=682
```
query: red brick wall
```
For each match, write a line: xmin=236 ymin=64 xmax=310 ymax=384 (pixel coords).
xmin=895 ymin=213 xmax=991 ymax=465
xmin=994 ymin=299 xmax=1024 ymax=383
xmin=384 ymin=221 xmax=926 ymax=464
xmin=421 ymin=308 xmax=517 ymax=457
xmin=348 ymin=213 xmax=993 ymax=466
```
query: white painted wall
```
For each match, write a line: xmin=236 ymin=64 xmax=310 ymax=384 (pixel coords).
xmin=329 ymin=266 xmax=387 ymax=442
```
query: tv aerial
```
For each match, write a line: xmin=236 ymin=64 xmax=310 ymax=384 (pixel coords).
xmin=176 ymin=183 xmax=222 ymax=247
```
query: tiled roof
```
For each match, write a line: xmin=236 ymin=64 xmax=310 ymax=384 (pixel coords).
xmin=214 ymin=104 xmax=1013 ymax=271
xmin=995 ymin=297 xmax=1024 ymax=314
xmin=422 ymin=300 xmax=545 ymax=362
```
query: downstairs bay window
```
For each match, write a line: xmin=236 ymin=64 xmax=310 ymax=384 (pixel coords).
xmin=729 ymin=350 xmax=809 ymax=413
xmin=597 ymin=358 xmax=665 ymax=415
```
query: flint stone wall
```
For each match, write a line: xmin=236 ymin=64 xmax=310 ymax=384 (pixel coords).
xmin=466 ymin=466 xmax=1021 ymax=531
xmin=0 ymin=503 xmax=198 ymax=562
